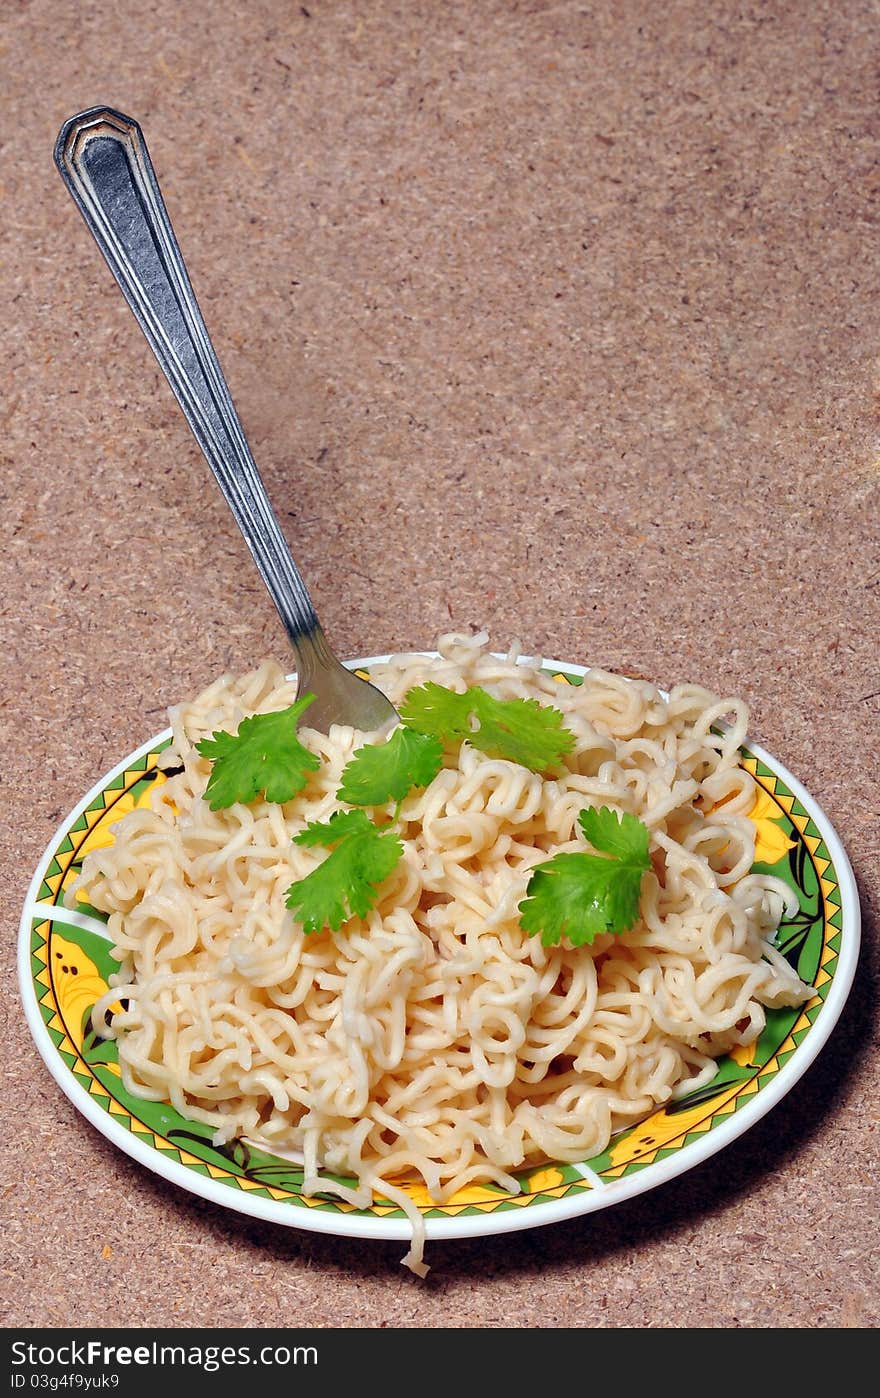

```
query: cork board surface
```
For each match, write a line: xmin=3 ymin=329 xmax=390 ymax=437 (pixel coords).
xmin=2 ymin=0 xmax=877 ymax=1330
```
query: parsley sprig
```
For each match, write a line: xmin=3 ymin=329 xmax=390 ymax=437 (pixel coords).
xmin=285 ymin=809 xmax=403 ymax=934
xmin=399 ymin=682 xmax=575 ymax=772
xmin=338 ymin=725 xmax=443 ymax=807
xmin=196 ymin=696 xmax=320 ymax=810
xmin=519 ymin=807 xmax=651 ymax=947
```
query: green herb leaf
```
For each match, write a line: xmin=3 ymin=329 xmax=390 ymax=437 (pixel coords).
xmin=397 ymin=682 xmax=474 ymax=742
xmin=337 ymin=725 xmax=443 ymax=807
xmin=196 ymin=695 xmax=320 ymax=810
xmin=519 ymin=807 xmax=651 ymax=946
xmin=293 ymin=808 xmax=374 ymax=847
xmin=286 ymin=809 xmax=403 ymax=933
xmin=399 ymin=682 xmax=574 ymax=772
xmin=577 ymin=805 xmax=651 ymax=865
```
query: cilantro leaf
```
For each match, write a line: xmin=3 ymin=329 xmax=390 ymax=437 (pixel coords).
xmin=469 ymin=689 xmax=576 ymax=770
xmin=196 ymin=695 xmax=320 ymax=810
xmin=398 ymin=683 xmax=474 ymax=741
xmin=519 ymin=807 xmax=651 ymax=946
xmin=286 ymin=809 xmax=403 ymax=933
xmin=399 ymin=682 xmax=574 ymax=772
xmin=293 ymin=808 xmax=374 ymax=847
xmin=578 ymin=806 xmax=650 ymax=864
xmin=337 ymin=725 xmax=443 ymax=807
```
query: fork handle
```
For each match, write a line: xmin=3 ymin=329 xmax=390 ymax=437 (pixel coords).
xmin=54 ymin=106 xmax=324 ymax=660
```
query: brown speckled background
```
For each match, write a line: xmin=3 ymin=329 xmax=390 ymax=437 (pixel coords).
xmin=2 ymin=0 xmax=878 ymax=1330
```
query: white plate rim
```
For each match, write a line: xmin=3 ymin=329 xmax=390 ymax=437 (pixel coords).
xmin=18 ymin=654 xmax=862 ymax=1244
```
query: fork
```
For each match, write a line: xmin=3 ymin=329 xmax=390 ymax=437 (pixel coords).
xmin=54 ymin=106 xmax=397 ymax=735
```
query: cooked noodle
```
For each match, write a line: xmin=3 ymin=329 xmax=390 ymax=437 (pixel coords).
xmin=70 ymin=632 xmax=810 ymax=1275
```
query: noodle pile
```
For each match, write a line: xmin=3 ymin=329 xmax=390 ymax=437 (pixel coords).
xmin=70 ymin=632 xmax=810 ymax=1274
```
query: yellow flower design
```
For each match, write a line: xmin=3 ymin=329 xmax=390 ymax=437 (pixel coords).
xmin=50 ymin=933 xmax=122 ymax=1060
xmin=603 ymin=1104 xmax=694 ymax=1169
xmin=730 ymin=1039 xmax=762 ymax=1068
xmin=747 ymin=787 xmax=796 ymax=866
xmin=382 ymin=1164 xmax=564 ymax=1211
xmin=393 ymin=1179 xmax=520 ymax=1210
xmin=74 ymin=771 xmax=170 ymax=871
xmin=522 ymin=1166 xmax=565 ymax=1195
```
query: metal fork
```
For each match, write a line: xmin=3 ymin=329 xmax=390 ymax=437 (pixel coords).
xmin=54 ymin=106 xmax=397 ymax=735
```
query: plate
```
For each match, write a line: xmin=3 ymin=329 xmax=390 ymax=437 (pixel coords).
xmin=19 ymin=657 xmax=860 ymax=1247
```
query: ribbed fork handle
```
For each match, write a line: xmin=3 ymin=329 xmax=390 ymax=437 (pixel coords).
xmin=54 ymin=106 xmax=323 ymax=658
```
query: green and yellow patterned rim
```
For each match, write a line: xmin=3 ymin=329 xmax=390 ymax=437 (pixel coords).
xmin=18 ymin=660 xmax=861 ymax=1243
